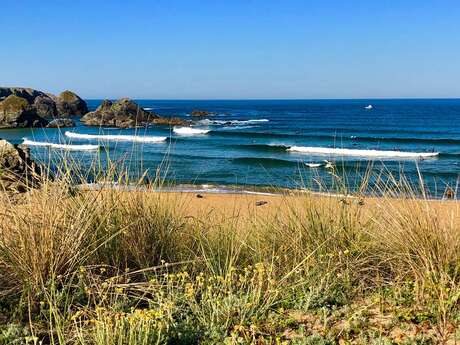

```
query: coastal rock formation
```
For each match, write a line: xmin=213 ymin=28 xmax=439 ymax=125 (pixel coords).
xmin=0 ymin=87 xmax=45 ymax=104
xmin=56 ymin=91 xmax=88 ymax=116
xmin=190 ymin=110 xmax=216 ymax=117
xmin=0 ymin=139 xmax=43 ymax=192
xmin=0 ymin=87 xmax=88 ymax=119
xmin=47 ymin=118 xmax=76 ymax=128
xmin=81 ymin=98 xmax=160 ymax=128
xmin=152 ymin=117 xmax=189 ymax=126
xmin=0 ymin=95 xmax=48 ymax=128
xmin=34 ymin=95 xmax=58 ymax=117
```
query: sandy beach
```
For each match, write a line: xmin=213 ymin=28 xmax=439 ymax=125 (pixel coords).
xmin=145 ymin=190 xmax=460 ymax=226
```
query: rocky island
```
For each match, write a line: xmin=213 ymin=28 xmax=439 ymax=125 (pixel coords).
xmin=81 ymin=98 xmax=188 ymax=127
xmin=0 ymin=87 xmax=88 ymax=128
xmin=190 ymin=109 xmax=216 ymax=117
xmin=1 ymin=87 xmax=190 ymax=129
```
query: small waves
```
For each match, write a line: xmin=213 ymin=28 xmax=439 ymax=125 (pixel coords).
xmin=219 ymin=126 xmax=256 ymax=131
xmin=231 ymin=157 xmax=298 ymax=167
xmin=173 ymin=127 xmax=210 ymax=135
xmin=230 ymin=143 xmax=440 ymax=159
xmin=228 ymin=144 xmax=290 ymax=153
xmin=65 ymin=131 xmax=167 ymax=143
xmin=351 ymin=135 xmax=460 ymax=145
xmin=287 ymin=146 xmax=439 ymax=158
xmin=22 ymin=139 xmax=100 ymax=151
xmin=438 ymin=152 xmax=460 ymax=159
xmin=197 ymin=119 xmax=269 ymax=126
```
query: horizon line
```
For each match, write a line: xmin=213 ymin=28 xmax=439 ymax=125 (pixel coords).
xmin=83 ymin=96 xmax=460 ymax=101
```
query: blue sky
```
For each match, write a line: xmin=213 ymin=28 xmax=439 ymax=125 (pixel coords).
xmin=1 ymin=0 xmax=459 ymax=99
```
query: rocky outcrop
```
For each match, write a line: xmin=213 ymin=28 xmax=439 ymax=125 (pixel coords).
xmin=190 ymin=110 xmax=216 ymax=117
xmin=56 ymin=91 xmax=88 ymax=116
xmin=0 ymin=95 xmax=49 ymax=128
xmin=0 ymin=87 xmax=87 ymax=119
xmin=0 ymin=87 xmax=45 ymax=104
xmin=0 ymin=139 xmax=43 ymax=192
xmin=81 ymin=98 xmax=160 ymax=128
xmin=152 ymin=117 xmax=189 ymax=126
xmin=46 ymin=118 xmax=76 ymax=128
xmin=34 ymin=95 xmax=57 ymax=117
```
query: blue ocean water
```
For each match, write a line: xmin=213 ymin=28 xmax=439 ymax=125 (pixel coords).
xmin=1 ymin=99 xmax=460 ymax=196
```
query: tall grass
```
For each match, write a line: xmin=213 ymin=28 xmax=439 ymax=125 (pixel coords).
xmin=0 ymin=155 xmax=459 ymax=344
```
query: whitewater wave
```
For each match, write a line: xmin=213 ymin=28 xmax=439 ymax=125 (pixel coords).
xmin=287 ymin=146 xmax=439 ymax=158
xmin=219 ymin=126 xmax=256 ymax=131
xmin=173 ymin=127 xmax=210 ymax=135
xmin=198 ymin=119 xmax=269 ymax=126
xmin=305 ymin=162 xmax=323 ymax=168
xmin=65 ymin=131 xmax=167 ymax=143
xmin=22 ymin=139 xmax=99 ymax=151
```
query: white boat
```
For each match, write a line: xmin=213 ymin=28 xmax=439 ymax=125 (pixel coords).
xmin=365 ymin=104 xmax=373 ymax=110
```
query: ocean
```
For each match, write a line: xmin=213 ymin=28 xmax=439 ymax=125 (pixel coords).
xmin=2 ymin=99 xmax=460 ymax=197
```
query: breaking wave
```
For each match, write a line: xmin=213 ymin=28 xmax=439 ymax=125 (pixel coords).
xmin=65 ymin=131 xmax=167 ymax=143
xmin=197 ymin=119 xmax=269 ymax=126
xmin=287 ymin=146 xmax=439 ymax=158
xmin=22 ymin=139 xmax=99 ymax=151
xmin=173 ymin=127 xmax=211 ymax=135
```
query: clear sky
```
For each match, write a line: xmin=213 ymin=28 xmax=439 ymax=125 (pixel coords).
xmin=1 ymin=0 xmax=459 ymax=99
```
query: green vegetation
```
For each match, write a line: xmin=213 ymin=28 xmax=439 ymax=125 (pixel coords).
xmin=0 ymin=164 xmax=459 ymax=344
xmin=0 ymin=95 xmax=29 ymax=113
xmin=58 ymin=91 xmax=78 ymax=102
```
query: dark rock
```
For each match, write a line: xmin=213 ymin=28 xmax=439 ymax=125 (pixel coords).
xmin=255 ymin=200 xmax=268 ymax=206
xmin=0 ymin=95 xmax=48 ymax=128
xmin=0 ymin=87 xmax=87 ymax=119
xmin=81 ymin=98 xmax=160 ymax=128
xmin=196 ymin=194 xmax=204 ymax=199
xmin=56 ymin=90 xmax=88 ymax=116
xmin=0 ymin=139 xmax=43 ymax=192
xmin=34 ymin=95 xmax=58 ymax=117
xmin=190 ymin=110 xmax=216 ymax=117
xmin=152 ymin=117 xmax=189 ymax=126
xmin=444 ymin=188 xmax=455 ymax=199
xmin=47 ymin=118 xmax=76 ymax=128
xmin=0 ymin=87 xmax=46 ymax=104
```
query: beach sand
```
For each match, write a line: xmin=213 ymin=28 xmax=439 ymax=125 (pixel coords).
xmin=153 ymin=191 xmax=460 ymax=226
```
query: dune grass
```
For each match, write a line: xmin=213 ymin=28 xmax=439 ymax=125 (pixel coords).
xmin=0 ymin=158 xmax=459 ymax=344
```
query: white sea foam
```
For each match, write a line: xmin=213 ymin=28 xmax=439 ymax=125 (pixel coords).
xmin=197 ymin=119 xmax=269 ymax=126
xmin=219 ymin=126 xmax=255 ymax=130
xmin=173 ymin=127 xmax=210 ymax=135
xmin=305 ymin=162 xmax=323 ymax=168
xmin=22 ymin=139 xmax=99 ymax=151
xmin=65 ymin=131 xmax=167 ymax=143
xmin=288 ymin=146 xmax=439 ymax=158
xmin=144 ymin=107 xmax=153 ymax=110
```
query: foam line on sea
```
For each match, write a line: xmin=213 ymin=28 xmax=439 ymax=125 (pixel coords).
xmin=287 ymin=146 xmax=439 ymax=158
xmin=173 ymin=127 xmax=210 ymax=135
xmin=22 ymin=139 xmax=100 ymax=151
xmin=197 ymin=119 xmax=269 ymax=125
xmin=65 ymin=131 xmax=167 ymax=143
xmin=78 ymin=183 xmax=277 ymax=195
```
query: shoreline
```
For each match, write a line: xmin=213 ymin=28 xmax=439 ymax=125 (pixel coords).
xmin=78 ymin=181 xmax=458 ymax=201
